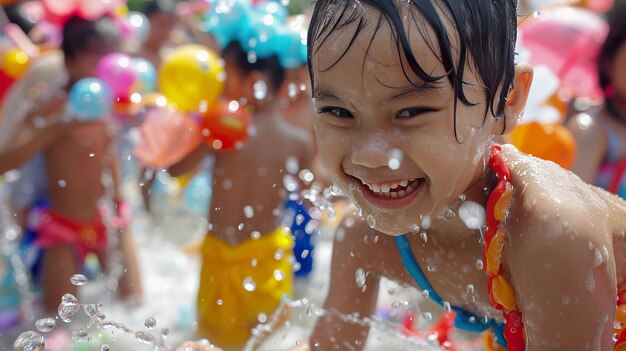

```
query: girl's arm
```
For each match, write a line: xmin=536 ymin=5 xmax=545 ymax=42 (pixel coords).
xmin=309 ymin=212 xmax=381 ymax=351
xmin=507 ymin=217 xmax=615 ymax=350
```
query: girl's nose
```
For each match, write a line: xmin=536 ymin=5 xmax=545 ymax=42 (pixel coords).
xmin=350 ymin=132 xmax=391 ymax=169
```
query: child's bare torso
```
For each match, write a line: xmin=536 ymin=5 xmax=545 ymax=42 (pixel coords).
xmin=208 ymin=116 xmax=310 ymax=246
xmin=45 ymin=121 xmax=110 ymax=222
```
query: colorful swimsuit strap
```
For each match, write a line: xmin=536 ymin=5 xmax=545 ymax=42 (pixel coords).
xmin=395 ymin=144 xmax=526 ymax=350
xmin=395 ymin=234 xmax=507 ymax=345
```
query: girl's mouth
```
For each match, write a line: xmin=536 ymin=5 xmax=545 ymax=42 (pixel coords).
xmin=353 ymin=177 xmax=426 ymax=209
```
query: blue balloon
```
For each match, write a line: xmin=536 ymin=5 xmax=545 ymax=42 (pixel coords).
xmin=272 ymin=25 xmax=307 ymax=69
xmin=255 ymin=0 xmax=288 ymax=24
xmin=132 ymin=58 xmax=157 ymax=94
xmin=68 ymin=78 xmax=114 ymax=121
xmin=203 ymin=0 xmax=252 ymax=48
xmin=183 ymin=172 xmax=213 ymax=216
xmin=238 ymin=13 xmax=278 ymax=59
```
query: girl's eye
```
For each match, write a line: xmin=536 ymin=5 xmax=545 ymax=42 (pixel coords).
xmin=397 ymin=107 xmax=437 ymax=119
xmin=317 ymin=107 xmax=354 ymax=119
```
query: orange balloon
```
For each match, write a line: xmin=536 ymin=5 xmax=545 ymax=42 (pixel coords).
xmin=134 ymin=107 xmax=203 ymax=168
xmin=200 ymin=100 xmax=251 ymax=151
xmin=506 ymin=122 xmax=576 ymax=169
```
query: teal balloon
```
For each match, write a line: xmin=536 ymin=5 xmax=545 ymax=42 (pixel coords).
xmin=132 ymin=58 xmax=157 ymax=94
xmin=255 ymin=0 xmax=288 ymax=24
xmin=68 ymin=78 xmax=113 ymax=121
xmin=203 ymin=0 xmax=252 ymax=48
xmin=183 ymin=172 xmax=212 ymax=216
xmin=273 ymin=25 xmax=307 ymax=69
xmin=238 ymin=13 xmax=278 ymax=59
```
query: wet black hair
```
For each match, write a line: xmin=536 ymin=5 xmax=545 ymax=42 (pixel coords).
xmin=307 ymin=0 xmax=518 ymax=138
xmin=598 ymin=2 xmax=626 ymax=98
xmin=62 ymin=15 xmax=120 ymax=59
xmin=223 ymin=41 xmax=286 ymax=93
xmin=142 ymin=0 xmax=176 ymax=17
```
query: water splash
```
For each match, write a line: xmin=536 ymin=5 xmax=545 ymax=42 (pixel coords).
xmin=13 ymin=331 xmax=45 ymax=351
xmin=58 ymin=293 xmax=80 ymax=323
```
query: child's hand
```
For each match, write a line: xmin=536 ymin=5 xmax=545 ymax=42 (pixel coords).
xmin=175 ymin=340 xmax=222 ymax=351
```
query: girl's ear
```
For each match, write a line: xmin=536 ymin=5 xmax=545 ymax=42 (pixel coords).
xmin=494 ymin=63 xmax=533 ymax=135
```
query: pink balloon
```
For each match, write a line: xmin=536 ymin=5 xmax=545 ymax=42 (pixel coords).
xmin=95 ymin=53 xmax=138 ymax=99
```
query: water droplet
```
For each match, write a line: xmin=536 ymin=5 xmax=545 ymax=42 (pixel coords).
xmin=422 ymin=289 xmax=430 ymax=298
xmin=299 ymin=169 xmax=315 ymax=183
xmin=466 ymin=284 xmax=475 ymax=295
xmin=388 ymin=288 xmax=396 ymax=295
xmin=253 ymin=80 xmax=268 ymax=100
xmin=161 ymin=326 xmax=169 ymax=338
xmin=409 ymin=224 xmax=420 ymax=233
xmin=88 ymin=153 xmax=95 ymax=158
xmin=273 ymin=269 xmax=285 ymax=281
xmin=243 ymin=205 xmax=254 ymax=219
xmin=35 ymin=318 xmax=56 ymax=332
xmin=443 ymin=301 xmax=452 ymax=313
xmin=101 ymin=344 xmax=110 ymax=351
xmin=561 ymin=296 xmax=570 ymax=305
xmin=283 ymin=174 xmax=299 ymax=192
xmin=287 ymin=83 xmax=298 ymax=99
xmin=355 ymin=268 xmax=367 ymax=288
xmin=71 ymin=328 xmax=89 ymax=341
xmin=476 ymin=259 xmax=484 ymax=271
xmin=459 ymin=201 xmax=486 ymax=230
xmin=243 ymin=277 xmax=256 ymax=292
xmin=238 ymin=223 xmax=244 ymax=230
xmin=58 ymin=293 xmax=80 ymax=323
xmin=387 ymin=148 xmax=404 ymax=170
xmin=135 ymin=331 xmax=155 ymax=345
xmin=422 ymin=312 xmax=433 ymax=321
xmin=144 ymin=317 xmax=157 ymax=329
xmin=366 ymin=215 xmax=376 ymax=228
xmin=70 ymin=274 xmax=88 ymax=286
xmin=295 ymin=214 xmax=305 ymax=226
xmin=458 ymin=194 xmax=467 ymax=201
xmin=58 ymin=179 xmax=67 ymax=187
xmin=421 ymin=216 xmax=431 ymax=230
xmin=330 ymin=184 xmax=344 ymax=196
xmin=258 ymin=313 xmax=268 ymax=323
xmin=420 ymin=232 xmax=428 ymax=243
xmin=14 ymin=331 xmax=45 ymax=351
xmin=216 ymin=299 xmax=223 ymax=306
xmin=443 ymin=208 xmax=456 ymax=220
xmin=615 ymin=321 xmax=624 ymax=329
xmin=251 ymin=231 xmax=261 ymax=240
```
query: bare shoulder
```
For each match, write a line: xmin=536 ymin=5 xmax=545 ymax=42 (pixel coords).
xmin=501 ymin=144 xmax=615 ymax=231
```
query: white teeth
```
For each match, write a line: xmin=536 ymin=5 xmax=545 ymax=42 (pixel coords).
xmin=360 ymin=178 xmax=422 ymax=197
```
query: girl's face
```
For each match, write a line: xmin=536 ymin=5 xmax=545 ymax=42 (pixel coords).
xmin=311 ymin=6 xmax=504 ymax=236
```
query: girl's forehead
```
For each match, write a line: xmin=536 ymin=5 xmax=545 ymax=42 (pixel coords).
xmin=311 ymin=2 xmax=461 ymax=84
